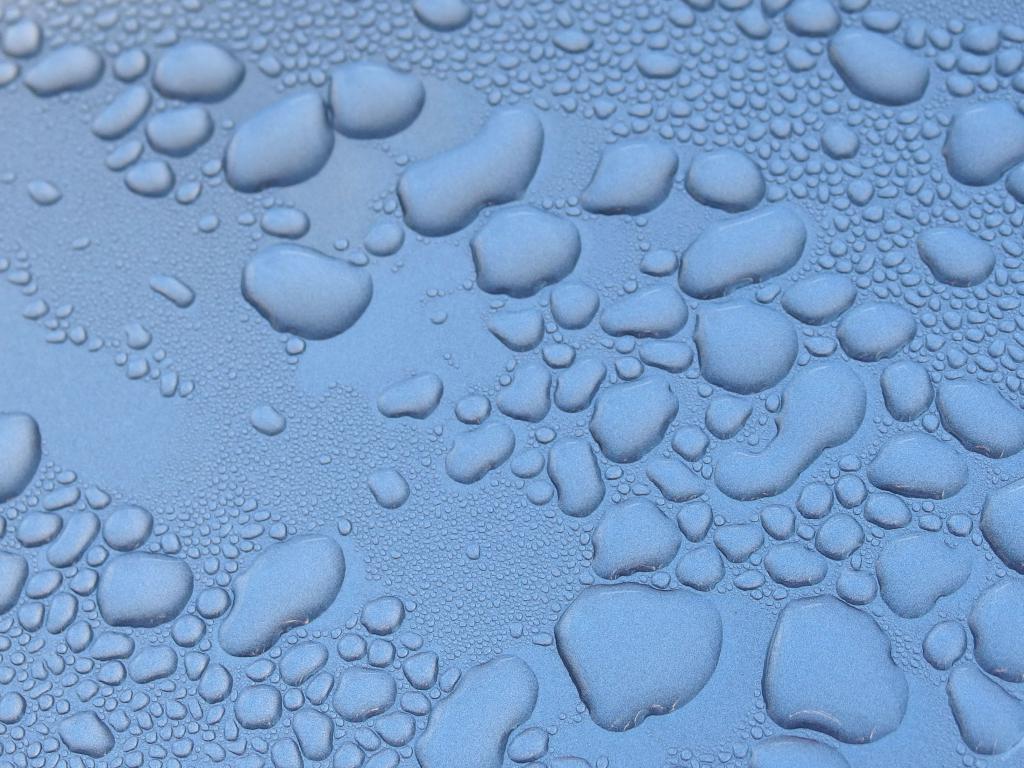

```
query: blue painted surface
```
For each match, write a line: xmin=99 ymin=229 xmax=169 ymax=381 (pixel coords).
xmin=1 ymin=1 xmax=1024 ymax=765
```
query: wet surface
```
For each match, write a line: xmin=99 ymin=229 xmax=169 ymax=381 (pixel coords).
xmin=2 ymin=0 xmax=1024 ymax=766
